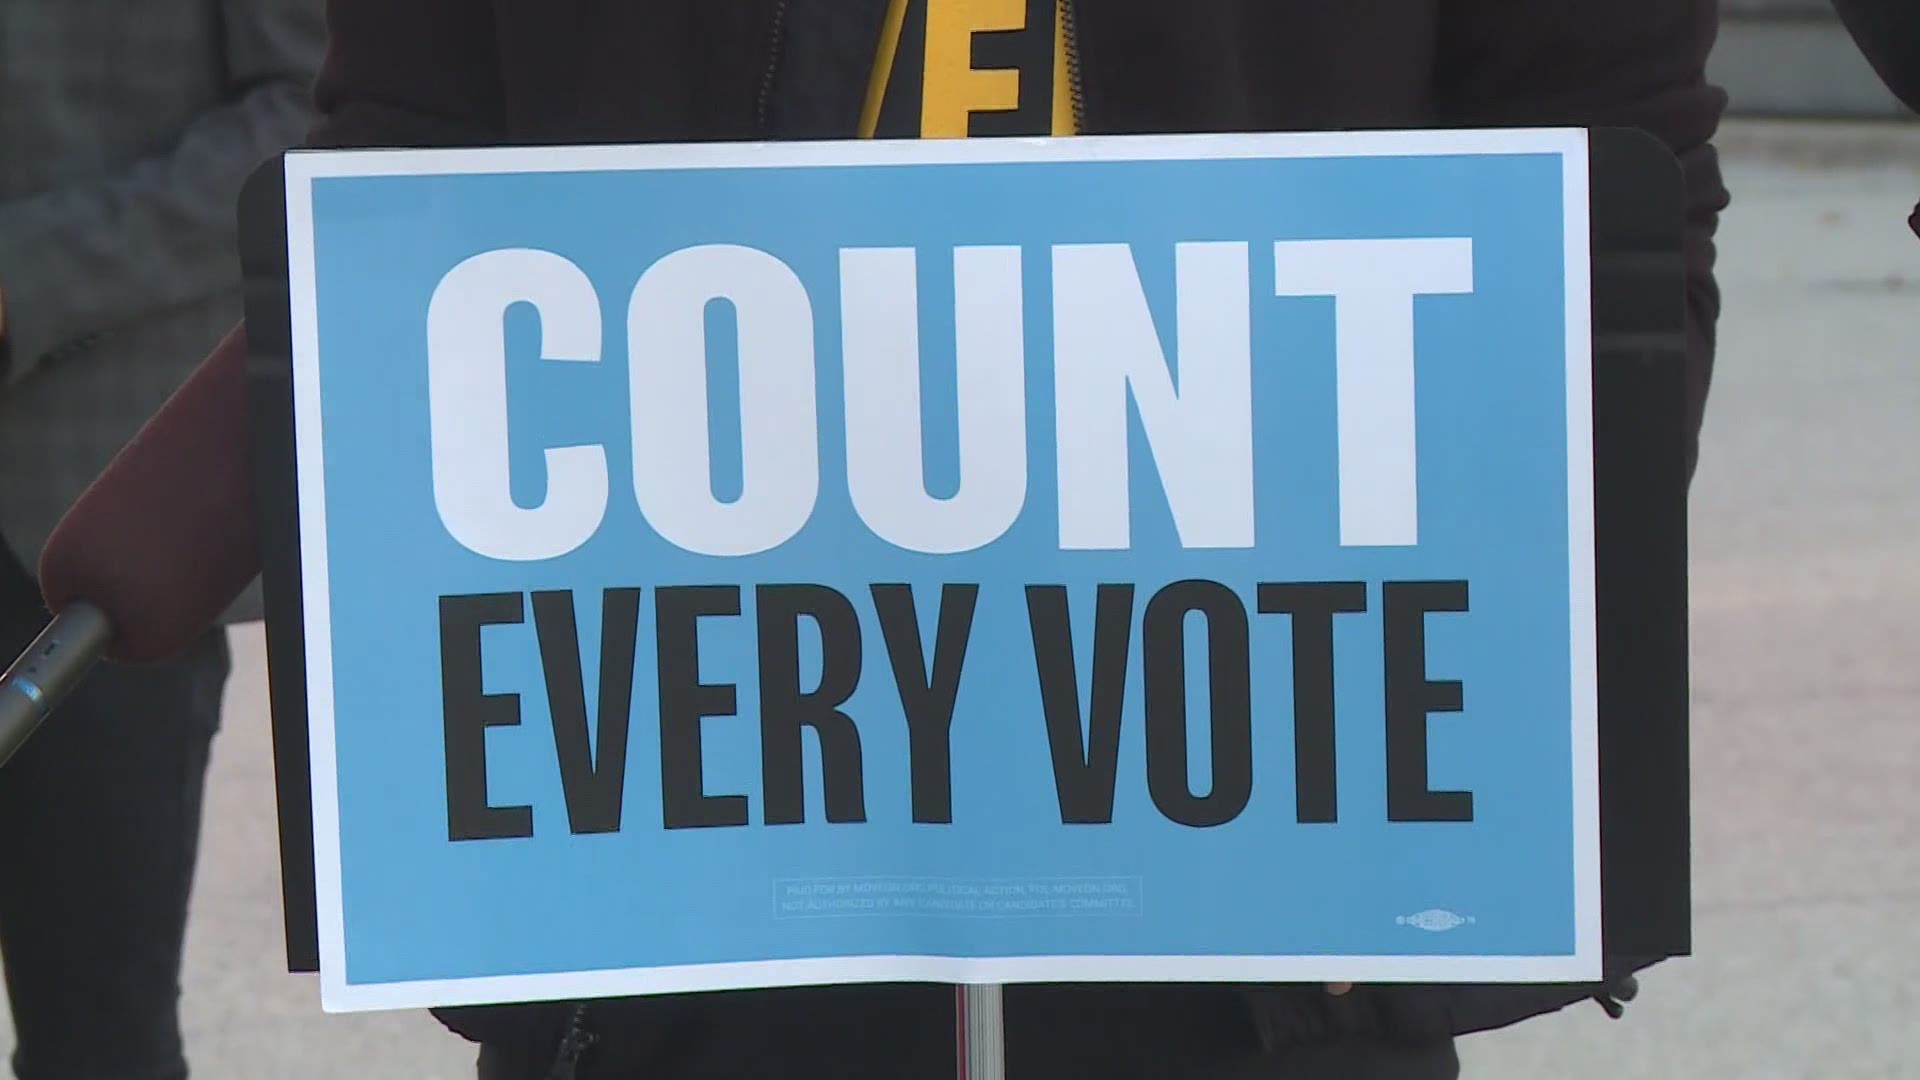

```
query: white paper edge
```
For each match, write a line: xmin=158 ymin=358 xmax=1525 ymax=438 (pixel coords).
xmin=1560 ymin=133 xmax=1604 ymax=980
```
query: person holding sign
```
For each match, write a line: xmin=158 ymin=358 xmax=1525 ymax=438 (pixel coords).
xmin=141 ymin=1 xmax=1725 ymax=1077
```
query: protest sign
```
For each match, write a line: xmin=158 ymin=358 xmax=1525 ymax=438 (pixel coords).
xmin=281 ymin=129 xmax=1598 ymax=1012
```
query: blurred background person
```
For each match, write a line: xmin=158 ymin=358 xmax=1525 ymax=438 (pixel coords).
xmin=1833 ymin=0 xmax=1920 ymax=113
xmin=1831 ymin=0 xmax=1920 ymax=233
xmin=0 ymin=2 xmax=323 ymax=1078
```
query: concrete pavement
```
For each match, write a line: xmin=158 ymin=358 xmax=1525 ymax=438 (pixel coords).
xmin=4 ymin=119 xmax=1918 ymax=1078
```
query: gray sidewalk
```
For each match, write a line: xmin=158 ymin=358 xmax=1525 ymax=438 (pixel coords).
xmin=5 ymin=119 xmax=1919 ymax=1078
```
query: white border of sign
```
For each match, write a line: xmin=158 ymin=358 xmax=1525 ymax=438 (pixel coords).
xmin=283 ymin=128 xmax=1598 ymax=1014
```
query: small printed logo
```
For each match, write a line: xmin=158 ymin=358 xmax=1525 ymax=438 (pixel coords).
xmin=1397 ymin=909 xmax=1476 ymax=932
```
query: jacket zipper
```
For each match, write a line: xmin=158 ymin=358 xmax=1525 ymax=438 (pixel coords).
xmin=1059 ymin=0 xmax=1088 ymax=134
xmin=545 ymin=1003 xmax=597 ymax=1080
xmin=755 ymin=0 xmax=794 ymax=136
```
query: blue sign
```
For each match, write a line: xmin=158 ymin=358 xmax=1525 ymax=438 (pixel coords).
xmin=284 ymin=130 xmax=1599 ymax=1012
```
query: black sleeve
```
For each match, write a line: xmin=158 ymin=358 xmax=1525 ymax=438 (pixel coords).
xmin=1433 ymin=0 xmax=1730 ymax=478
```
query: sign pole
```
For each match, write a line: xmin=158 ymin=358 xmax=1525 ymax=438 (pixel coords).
xmin=956 ymin=983 xmax=1006 ymax=1080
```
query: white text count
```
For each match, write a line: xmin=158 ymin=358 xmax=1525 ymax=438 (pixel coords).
xmin=424 ymin=239 xmax=1475 ymax=561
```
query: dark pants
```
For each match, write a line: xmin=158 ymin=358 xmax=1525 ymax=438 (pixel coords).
xmin=0 ymin=547 xmax=230 ymax=1080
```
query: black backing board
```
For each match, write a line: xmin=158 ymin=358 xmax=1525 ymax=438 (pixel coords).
xmin=239 ymin=126 xmax=1691 ymax=978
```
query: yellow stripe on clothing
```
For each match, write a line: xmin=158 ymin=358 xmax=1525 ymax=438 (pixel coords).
xmin=858 ymin=0 xmax=913 ymax=138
